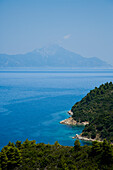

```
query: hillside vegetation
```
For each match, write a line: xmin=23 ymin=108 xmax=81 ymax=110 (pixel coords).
xmin=72 ymin=82 xmax=113 ymax=141
xmin=0 ymin=139 xmax=113 ymax=170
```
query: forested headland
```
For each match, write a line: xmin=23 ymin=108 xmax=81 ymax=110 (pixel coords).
xmin=72 ymin=82 xmax=113 ymax=142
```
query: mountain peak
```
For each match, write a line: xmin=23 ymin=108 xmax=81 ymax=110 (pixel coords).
xmin=0 ymin=45 xmax=112 ymax=68
xmin=35 ymin=44 xmax=63 ymax=56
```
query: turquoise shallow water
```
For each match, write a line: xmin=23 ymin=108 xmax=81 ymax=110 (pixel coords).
xmin=0 ymin=68 xmax=113 ymax=150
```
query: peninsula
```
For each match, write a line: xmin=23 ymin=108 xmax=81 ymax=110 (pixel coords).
xmin=60 ymin=82 xmax=113 ymax=142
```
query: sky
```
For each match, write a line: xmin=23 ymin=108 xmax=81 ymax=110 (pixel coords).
xmin=0 ymin=0 xmax=113 ymax=65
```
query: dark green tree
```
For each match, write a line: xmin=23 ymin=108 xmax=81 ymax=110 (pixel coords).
xmin=74 ymin=139 xmax=81 ymax=151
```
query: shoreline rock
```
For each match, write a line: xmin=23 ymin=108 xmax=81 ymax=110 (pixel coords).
xmin=72 ymin=134 xmax=102 ymax=142
xmin=60 ymin=115 xmax=89 ymax=126
xmin=67 ymin=110 xmax=73 ymax=116
xmin=60 ymin=117 xmax=77 ymax=125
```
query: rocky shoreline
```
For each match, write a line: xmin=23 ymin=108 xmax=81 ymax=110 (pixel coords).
xmin=60 ymin=117 xmax=77 ymax=125
xmin=60 ymin=114 xmax=105 ymax=143
xmin=60 ymin=111 xmax=89 ymax=126
xmin=59 ymin=110 xmax=96 ymax=143
xmin=72 ymin=134 xmax=102 ymax=142
xmin=67 ymin=110 xmax=73 ymax=116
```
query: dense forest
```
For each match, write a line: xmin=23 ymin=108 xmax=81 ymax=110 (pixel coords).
xmin=0 ymin=139 xmax=113 ymax=170
xmin=72 ymin=82 xmax=113 ymax=141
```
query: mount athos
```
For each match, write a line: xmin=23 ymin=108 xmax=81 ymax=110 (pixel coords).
xmin=0 ymin=44 xmax=111 ymax=68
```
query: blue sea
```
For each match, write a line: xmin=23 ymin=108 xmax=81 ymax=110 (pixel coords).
xmin=0 ymin=68 xmax=113 ymax=150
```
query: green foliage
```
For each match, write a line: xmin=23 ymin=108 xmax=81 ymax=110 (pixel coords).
xmin=0 ymin=142 xmax=22 ymax=169
xmin=15 ymin=140 xmax=22 ymax=149
xmin=0 ymin=140 xmax=113 ymax=169
xmin=74 ymin=140 xmax=81 ymax=151
xmin=72 ymin=82 xmax=113 ymax=142
xmin=91 ymin=140 xmax=113 ymax=169
xmin=54 ymin=141 xmax=60 ymax=146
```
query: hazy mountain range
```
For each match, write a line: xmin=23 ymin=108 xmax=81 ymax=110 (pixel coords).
xmin=0 ymin=44 xmax=112 ymax=68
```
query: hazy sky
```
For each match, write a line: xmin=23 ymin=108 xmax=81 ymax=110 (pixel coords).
xmin=0 ymin=0 xmax=113 ymax=65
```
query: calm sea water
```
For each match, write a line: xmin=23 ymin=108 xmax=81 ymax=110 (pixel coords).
xmin=0 ymin=68 xmax=113 ymax=150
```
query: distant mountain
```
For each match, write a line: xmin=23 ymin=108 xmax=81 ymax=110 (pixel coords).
xmin=0 ymin=44 xmax=112 ymax=68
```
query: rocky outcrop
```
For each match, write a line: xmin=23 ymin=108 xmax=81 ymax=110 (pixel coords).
xmin=72 ymin=134 xmax=102 ymax=142
xmin=76 ymin=121 xmax=89 ymax=126
xmin=60 ymin=117 xmax=89 ymax=126
xmin=68 ymin=110 xmax=73 ymax=116
xmin=60 ymin=117 xmax=77 ymax=125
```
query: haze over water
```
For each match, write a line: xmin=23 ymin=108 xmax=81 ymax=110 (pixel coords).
xmin=0 ymin=68 xmax=113 ymax=150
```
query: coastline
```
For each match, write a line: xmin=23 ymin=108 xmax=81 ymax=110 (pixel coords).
xmin=60 ymin=117 xmax=77 ymax=125
xmin=60 ymin=110 xmax=101 ymax=143
xmin=60 ymin=110 xmax=104 ymax=143
xmin=67 ymin=110 xmax=73 ymax=116
xmin=72 ymin=134 xmax=102 ymax=142
xmin=60 ymin=111 xmax=111 ymax=143
xmin=60 ymin=110 xmax=89 ymax=126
